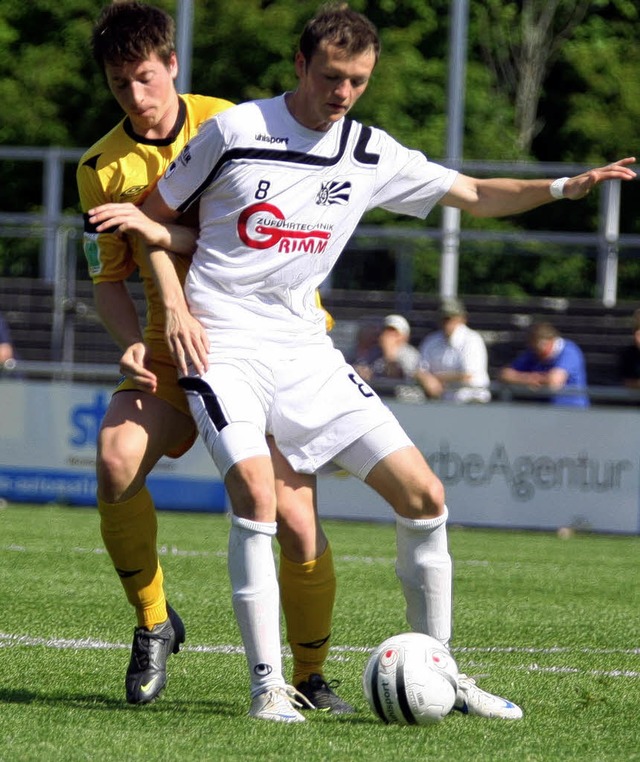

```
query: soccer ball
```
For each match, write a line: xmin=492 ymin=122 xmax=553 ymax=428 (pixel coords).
xmin=363 ymin=632 xmax=459 ymax=725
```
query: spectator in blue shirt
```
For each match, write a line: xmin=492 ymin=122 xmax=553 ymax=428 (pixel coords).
xmin=499 ymin=322 xmax=589 ymax=407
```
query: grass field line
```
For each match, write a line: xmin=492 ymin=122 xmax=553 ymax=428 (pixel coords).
xmin=2 ymin=543 xmax=495 ymax=568
xmin=1 ymin=632 xmax=638 ymax=680
xmin=2 ymin=543 xmax=394 ymax=563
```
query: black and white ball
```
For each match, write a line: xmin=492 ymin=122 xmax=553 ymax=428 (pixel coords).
xmin=363 ymin=632 xmax=459 ymax=724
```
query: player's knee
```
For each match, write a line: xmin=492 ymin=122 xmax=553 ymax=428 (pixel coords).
xmin=226 ymin=459 xmax=277 ymax=522
xmin=97 ymin=434 xmax=145 ymax=501
xmin=402 ymin=472 xmax=445 ymax=520
xmin=276 ymin=512 xmax=326 ymax=563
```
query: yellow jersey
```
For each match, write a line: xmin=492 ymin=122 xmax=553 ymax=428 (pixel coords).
xmin=76 ymin=94 xmax=233 ymax=344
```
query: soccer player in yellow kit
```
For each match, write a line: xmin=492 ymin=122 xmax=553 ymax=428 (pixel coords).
xmin=78 ymin=1 xmax=351 ymax=712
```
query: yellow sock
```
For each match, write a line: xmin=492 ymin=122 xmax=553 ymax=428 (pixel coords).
xmin=279 ymin=544 xmax=336 ymax=686
xmin=98 ymin=486 xmax=167 ymax=629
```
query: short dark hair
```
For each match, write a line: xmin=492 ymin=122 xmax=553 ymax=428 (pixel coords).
xmin=298 ymin=3 xmax=380 ymax=64
xmin=529 ymin=322 xmax=559 ymax=345
xmin=91 ymin=1 xmax=175 ymax=71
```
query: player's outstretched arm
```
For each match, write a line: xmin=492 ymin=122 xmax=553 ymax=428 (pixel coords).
xmin=87 ymin=202 xmax=197 ymax=254
xmin=442 ymin=157 xmax=637 ymax=218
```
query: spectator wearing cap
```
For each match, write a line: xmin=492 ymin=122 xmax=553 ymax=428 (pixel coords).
xmin=415 ymin=298 xmax=491 ymax=403
xmin=354 ymin=314 xmax=420 ymax=391
xmin=618 ymin=308 xmax=640 ymax=390
xmin=499 ymin=321 xmax=589 ymax=407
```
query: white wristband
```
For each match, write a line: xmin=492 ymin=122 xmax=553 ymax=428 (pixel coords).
xmin=550 ymin=177 xmax=569 ymax=200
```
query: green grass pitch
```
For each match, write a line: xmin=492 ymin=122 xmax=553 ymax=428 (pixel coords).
xmin=0 ymin=503 xmax=638 ymax=761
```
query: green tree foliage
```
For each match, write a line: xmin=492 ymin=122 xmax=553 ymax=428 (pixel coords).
xmin=0 ymin=0 xmax=110 ymax=146
xmin=0 ymin=0 xmax=638 ymax=296
xmin=472 ymin=0 xmax=594 ymax=156
xmin=558 ymin=5 xmax=640 ymax=164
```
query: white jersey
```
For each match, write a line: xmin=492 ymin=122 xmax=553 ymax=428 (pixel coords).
xmin=419 ymin=323 xmax=491 ymax=403
xmin=158 ymin=94 xmax=457 ymax=351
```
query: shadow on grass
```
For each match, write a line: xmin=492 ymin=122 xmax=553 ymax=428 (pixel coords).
xmin=0 ymin=687 xmax=234 ymax=715
xmin=0 ymin=688 xmax=377 ymax=724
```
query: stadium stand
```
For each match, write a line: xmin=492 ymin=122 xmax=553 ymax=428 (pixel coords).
xmin=0 ymin=277 xmax=636 ymax=391
xmin=323 ymin=290 xmax=636 ymax=389
xmin=0 ymin=277 xmax=144 ymax=366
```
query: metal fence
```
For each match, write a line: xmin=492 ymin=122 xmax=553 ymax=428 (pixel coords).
xmin=2 ymin=145 xmax=640 ymax=400
xmin=2 ymin=145 xmax=640 ymax=302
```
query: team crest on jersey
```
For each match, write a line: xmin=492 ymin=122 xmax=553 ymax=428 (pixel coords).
xmin=316 ymin=180 xmax=351 ymax=206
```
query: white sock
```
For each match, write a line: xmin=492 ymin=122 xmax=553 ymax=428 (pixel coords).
xmin=228 ymin=514 xmax=284 ymax=697
xmin=395 ymin=507 xmax=452 ymax=648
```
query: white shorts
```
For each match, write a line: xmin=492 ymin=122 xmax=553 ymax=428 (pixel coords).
xmin=179 ymin=343 xmax=413 ymax=479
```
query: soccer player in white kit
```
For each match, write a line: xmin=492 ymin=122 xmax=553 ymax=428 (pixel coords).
xmin=141 ymin=4 xmax=636 ymax=722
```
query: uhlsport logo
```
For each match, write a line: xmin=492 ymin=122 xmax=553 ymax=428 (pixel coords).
xmin=255 ymin=132 xmax=289 ymax=145
xmin=238 ymin=202 xmax=332 ymax=253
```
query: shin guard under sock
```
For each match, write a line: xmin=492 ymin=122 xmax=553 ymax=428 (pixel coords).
xmin=279 ymin=544 xmax=336 ymax=686
xmin=98 ymin=486 xmax=166 ymax=628
xmin=228 ymin=514 xmax=284 ymax=697
xmin=395 ymin=508 xmax=452 ymax=648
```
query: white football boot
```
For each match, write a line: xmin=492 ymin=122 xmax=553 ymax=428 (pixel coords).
xmin=249 ymin=685 xmax=313 ymax=723
xmin=454 ymin=674 xmax=523 ymax=719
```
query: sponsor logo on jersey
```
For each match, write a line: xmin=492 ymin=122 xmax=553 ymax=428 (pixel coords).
xmin=238 ymin=202 xmax=332 ymax=253
xmin=255 ymin=133 xmax=289 ymax=145
xmin=316 ymin=180 xmax=351 ymax=206
xmin=82 ymin=233 xmax=102 ymax=276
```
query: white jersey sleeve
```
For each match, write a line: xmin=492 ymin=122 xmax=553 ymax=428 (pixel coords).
xmin=157 ymin=116 xmax=227 ymax=213
xmin=363 ymin=127 xmax=457 ymax=218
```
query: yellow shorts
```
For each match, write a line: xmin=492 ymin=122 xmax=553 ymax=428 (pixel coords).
xmin=114 ymin=345 xmax=197 ymax=458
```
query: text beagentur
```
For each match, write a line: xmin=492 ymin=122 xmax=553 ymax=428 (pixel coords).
xmin=427 ymin=441 xmax=632 ymax=501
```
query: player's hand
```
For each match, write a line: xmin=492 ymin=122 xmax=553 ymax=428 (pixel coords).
xmin=88 ymin=202 xmax=166 ymax=244
xmin=164 ymin=305 xmax=209 ymax=378
xmin=526 ymin=372 xmax=547 ymax=388
xmin=119 ymin=342 xmax=158 ymax=392
xmin=564 ymin=157 xmax=636 ymax=200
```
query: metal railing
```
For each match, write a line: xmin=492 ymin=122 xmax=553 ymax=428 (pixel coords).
xmin=3 ymin=358 xmax=640 ymax=409
xmin=2 ymin=145 xmax=640 ymax=303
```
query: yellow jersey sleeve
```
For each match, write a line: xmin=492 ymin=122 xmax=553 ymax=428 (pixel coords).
xmin=315 ymin=291 xmax=335 ymax=332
